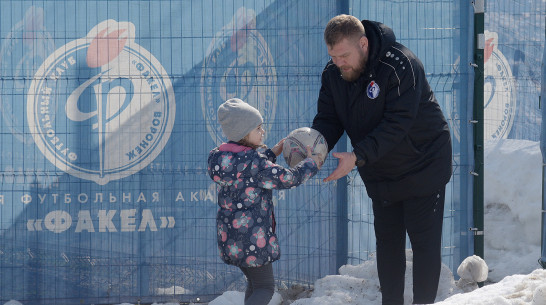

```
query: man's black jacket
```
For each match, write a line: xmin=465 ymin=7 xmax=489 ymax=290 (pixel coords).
xmin=312 ymin=20 xmax=452 ymax=204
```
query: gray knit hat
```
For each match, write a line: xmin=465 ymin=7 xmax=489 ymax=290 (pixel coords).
xmin=218 ymin=98 xmax=263 ymax=142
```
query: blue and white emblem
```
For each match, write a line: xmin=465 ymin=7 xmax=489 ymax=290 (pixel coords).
xmin=483 ymin=30 xmax=516 ymax=140
xmin=201 ymin=7 xmax=277 ymax=146
xmin=27 ymin=20 xmax=176 ymax=185
xmin=366 ymin=81 xmax=380 ymax=99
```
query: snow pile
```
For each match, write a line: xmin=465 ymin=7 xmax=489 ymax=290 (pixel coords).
xmin=435 ymin=269 xmax=546 ymax=305
xmin=290 ymin=251 xmax=462 ymax=305
xmin=484 ymin=139 xmax=542 ymax=282
xmin=2 ymin=301 xmax=23 ymax=305
xmin=208 ymin=291 xmax=283 ymax=305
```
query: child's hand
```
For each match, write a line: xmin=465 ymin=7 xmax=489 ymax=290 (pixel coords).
xmin=305 ymin=146 xmax=323 ymax=169
xmin=272 ymin=138 xmax=285 ymax=156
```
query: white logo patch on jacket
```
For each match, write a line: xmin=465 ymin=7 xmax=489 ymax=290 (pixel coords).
xmin=367 ymin=80 xmax=380 ymax=99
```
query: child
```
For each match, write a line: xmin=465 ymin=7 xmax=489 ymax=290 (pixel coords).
xmin=207 ymin=98 xmax=322 ymax=305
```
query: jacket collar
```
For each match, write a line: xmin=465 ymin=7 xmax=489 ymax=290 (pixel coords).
xmin=361 ymin=20 xmax=396 ymax=77
xmin=219 ymin=141 xmax=252 ymax=152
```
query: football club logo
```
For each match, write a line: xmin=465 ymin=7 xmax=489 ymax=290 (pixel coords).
xmin=484 ymin=30 xmax=516 ymax=139
xmin=201 ymin=7 xmax=277 ymax=145
xmin=27 ymin=20 xmax=176 ymax=185
xmin=367 ymin=81 xmax=380 ymax=99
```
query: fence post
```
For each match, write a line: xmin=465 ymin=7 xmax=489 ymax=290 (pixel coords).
xmin=335 ymin=0 xmax=350 ymax=272
xmin=471 ymin=0 xmax=485 ymax=262
xmin=538 ymin=20 xmax=546 ymax=269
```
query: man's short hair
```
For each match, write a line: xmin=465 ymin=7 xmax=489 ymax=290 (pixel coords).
xmin=324 ymin=14 xmax=366 ymax=46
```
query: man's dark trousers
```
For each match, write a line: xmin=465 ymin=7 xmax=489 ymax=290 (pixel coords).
xmin=372 ymin=187 xmax=446 ymax=305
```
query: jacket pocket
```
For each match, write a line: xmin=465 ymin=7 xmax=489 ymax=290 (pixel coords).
xmin=368 ymin=135 xmax=426 ymax=179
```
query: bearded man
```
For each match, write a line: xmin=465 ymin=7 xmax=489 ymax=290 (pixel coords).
xmin=311 ymin=15 xmax=453 ymax=305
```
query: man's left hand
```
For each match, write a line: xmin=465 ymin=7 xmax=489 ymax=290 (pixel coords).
xmin=323 ymin=152 xmax=356 ymax=182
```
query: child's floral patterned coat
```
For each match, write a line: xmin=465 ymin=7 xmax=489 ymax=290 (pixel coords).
xmin=207 ymin=142 xmax=318 ymax=268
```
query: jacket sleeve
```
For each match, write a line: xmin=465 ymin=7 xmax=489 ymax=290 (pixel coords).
xmin=263 ymin=148 xmax=277 ymax=162
xmin=353 ymin=56 xmax=424 ymax=165
xmin=254 ymin=157 xmax=318 ymax=190
xmin=311 ymin=63 xmax=345 ymax=152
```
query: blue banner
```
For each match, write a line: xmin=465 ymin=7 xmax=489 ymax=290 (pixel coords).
xmin=0 ymin=1 xmax=338 ymax=303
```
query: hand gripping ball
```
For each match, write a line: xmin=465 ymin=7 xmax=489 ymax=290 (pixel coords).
xmin=282 ymin=127 xmax=328 ymax=168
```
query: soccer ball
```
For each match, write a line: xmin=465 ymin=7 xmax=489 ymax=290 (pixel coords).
xmin=282 ymin=127 xmax=328 ymax=167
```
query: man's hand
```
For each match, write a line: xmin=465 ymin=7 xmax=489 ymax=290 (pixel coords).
xmin=323 ymin=152 xmax=357 ymax=182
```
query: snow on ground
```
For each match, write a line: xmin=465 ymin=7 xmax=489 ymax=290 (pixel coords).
xmin=435 ymin=269 xmax=546 ymax=305
xmin=483 ymin=139 xmax=542 ymax=283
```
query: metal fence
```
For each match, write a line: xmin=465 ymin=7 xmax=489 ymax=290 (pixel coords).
xmin=1 ymin=0 xmax=542 ymax=304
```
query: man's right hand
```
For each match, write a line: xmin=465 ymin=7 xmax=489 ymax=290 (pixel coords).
xmin=323 ymin=152 xmax=356 ymax=182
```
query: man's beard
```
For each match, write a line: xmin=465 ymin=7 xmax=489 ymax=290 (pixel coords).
xmin=340 ymin=53 xmax=366 ymax=82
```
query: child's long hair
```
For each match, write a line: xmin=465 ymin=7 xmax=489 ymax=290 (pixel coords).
xmin=238 ymin=135 xmax=267 ymax=150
